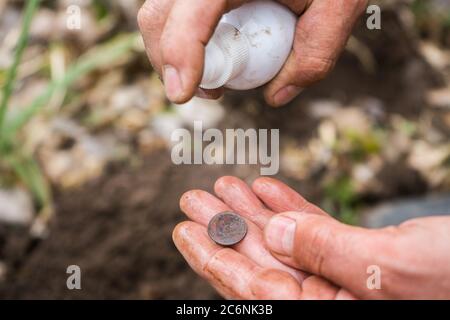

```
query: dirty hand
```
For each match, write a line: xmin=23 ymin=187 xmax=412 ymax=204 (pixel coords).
xmin=138 ymin=0 xmax=368 ymax=106
xmin=173 ymin=176 xmax=450 ymax=299
xmin=174 ymin=176 xmax=353 ymax=299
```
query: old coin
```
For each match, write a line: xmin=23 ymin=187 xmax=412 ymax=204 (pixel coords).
xmin=208 ymin=211 xmax=248 ymax=246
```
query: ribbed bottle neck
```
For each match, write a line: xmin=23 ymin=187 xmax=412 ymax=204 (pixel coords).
xmin=200 ymin=23 xmax=249 ymax=90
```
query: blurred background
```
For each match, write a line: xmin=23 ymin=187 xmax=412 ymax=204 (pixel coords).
xmin=0 ymin=0 xmax=449 ymax=299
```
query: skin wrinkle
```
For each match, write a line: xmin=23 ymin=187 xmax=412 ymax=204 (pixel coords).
xmin=173 ymin=223 xmax=220 ymax=276
xmin=215 ymin=177 xmax=271 ymax=228
xmin=281 ymin=211 xmax=363 ymax=289
xmin=252 ymin=178 xmax=327 ymax=216
xmin=340 ymin=231 xmax=390 ymax=299
xmin=207 ymin=248 xmax=264 ymax=299
xmin=247 ymin=269 xmax=270 ymax=299
xmin=207 ymin=267 xmax=244 ymax=298
xmin=137 ymin=0 xmax=174 ymax=75
xmin=302 ymin=221 xmax=330 ymax=277
xmin=365 ymin=222 xmax=447 ymax=299
xmin=253 ymin=180 xmax=287 ymax=210
xmin=249 ymin=268 xmax=302 ymax=299
xmin=204 ymin=248 xmax=249 ymax=299
xmin=321 ymin=225 xmax=371 ymax=293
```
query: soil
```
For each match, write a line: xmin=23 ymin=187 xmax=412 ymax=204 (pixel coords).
xmin=0 ymin=153 xmax=238 ymax=299
xmin=0 ymin=11 xmax=444 ymax=299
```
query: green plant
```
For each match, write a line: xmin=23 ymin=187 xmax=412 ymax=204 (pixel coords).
xmin=323 ymin=175 xmax=359 ymax=225
xmin=0 ymin=0 xmax=139 ymax=218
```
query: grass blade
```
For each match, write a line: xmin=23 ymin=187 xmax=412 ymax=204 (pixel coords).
xmin=0 ymin=0 xmax=40 ymax=139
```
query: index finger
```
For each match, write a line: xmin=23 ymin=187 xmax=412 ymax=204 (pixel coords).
xmin=252 ymin=177 xmax=329 ymax=216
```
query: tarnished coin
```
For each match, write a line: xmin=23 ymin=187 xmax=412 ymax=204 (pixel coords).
xmin=208 ymin=211 xmax=248 ymax=246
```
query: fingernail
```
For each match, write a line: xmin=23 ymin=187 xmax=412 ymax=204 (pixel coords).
xmin=265 ymin=215 xmax=296 ymax=256
xmin=195 ymin=88 xmax=209 ymax=99
xmin=272 ymin=85 xmax=303 ymax=106
xmin=163 ymin=65 xmax=183 ymax=101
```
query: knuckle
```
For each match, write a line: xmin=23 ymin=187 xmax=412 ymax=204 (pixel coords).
xmin=305 ymin=57 xmax=335 ymax=82
xmin=340 ymin=0 xmax=369 ymax=13
xmin=250 ymin=269 xmax=302 ymax=299
xmin=204 ymin=247 xmax=248 ymax=299
xmin=137 ymin=0 xmax=164 ymax=30
xmin=304 ymin=220 xmax=333 ymax=275
xmin=369 ymin=234 xmax=410 ymax=297
xmin=159 ymin=27 xmax=177 ymax=55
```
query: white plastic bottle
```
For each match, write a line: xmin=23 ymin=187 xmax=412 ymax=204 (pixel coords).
xmin=200 ymin=0 xmax=297 ymax=90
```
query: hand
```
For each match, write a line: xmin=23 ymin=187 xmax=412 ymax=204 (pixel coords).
xmin=138 ymin=0 xmax=368 ymax=106
xmin=174 ymin=176 xmax=356 ymax=299
xmin=173 ymin=176 xmax=450 ymax=299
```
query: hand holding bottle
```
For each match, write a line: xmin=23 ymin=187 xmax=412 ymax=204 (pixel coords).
xmin=138 ymin=0 xmax=368 ymax=106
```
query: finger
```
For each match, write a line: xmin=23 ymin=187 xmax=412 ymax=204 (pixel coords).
xmin=180 ymin=190 xmax=306 ymax=282
xmin=335 ymin=288 xmax=358 ymax=300
xmin=264 ymin=0 xmax=368 ymax=106
xmin=252 ymin=177 xmax=328 ymax=216
xmin=173 ymin=221 xmax=302 ymax=299
xmin=137 ymin=0 xmax=174 ymax=75
xmin=214 ymin=176 xmax=315 ymax=273
xmin=299 ymin=275 xmax=339 ymax=300
xmin=299 ymin=276 xmax=357 ymax=300
xmin=215 ymin=176 xmax=316 ymax=270
xmin=264 ymin=211 xmax=386 ymax=298
xmin=159 ymin=0 xmax=247 ymax=103
xmin=214 ymin=176 xmax=274 ymax=229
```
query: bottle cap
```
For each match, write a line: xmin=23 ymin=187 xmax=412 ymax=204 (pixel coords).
xmin=200 ymin=23 xmax=249 ymax=90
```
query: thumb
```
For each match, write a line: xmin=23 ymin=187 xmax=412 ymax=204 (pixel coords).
xmin=264 ymin=212 xmax=385 ymax=297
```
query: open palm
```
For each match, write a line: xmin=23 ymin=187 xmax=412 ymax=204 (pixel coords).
xmin=173 ymin=176 xmax=355 ymax=299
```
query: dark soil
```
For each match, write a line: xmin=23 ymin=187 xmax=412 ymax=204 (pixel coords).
xmin=0 ymin=153 xmax=242 ymax=299
xmin=0 ymin=11 xmax=443 ymax=299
